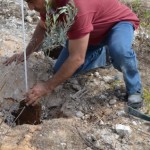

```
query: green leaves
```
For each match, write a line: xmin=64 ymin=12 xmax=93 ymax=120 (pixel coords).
xmin=42 ymin=0 xmax=78 ymax=55
xmin=143 ymin=88 xmax=150 ymax=115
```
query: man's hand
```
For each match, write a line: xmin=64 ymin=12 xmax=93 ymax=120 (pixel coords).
xmin=3 ymin=53 xmax=24 ymax=66
xmin=25 ymin=81 xmax=51 ymax=106
xmin=4 ymin=20 xmax=46 ymax=66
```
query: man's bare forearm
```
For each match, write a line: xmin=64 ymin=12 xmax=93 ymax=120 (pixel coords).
xmin=26 ymin=20 xmax=46 ymax=56
xmin=47 ymin=56 xmax=84 ymax=91
xmin=46 ymin=34 xmax=89 ymax=92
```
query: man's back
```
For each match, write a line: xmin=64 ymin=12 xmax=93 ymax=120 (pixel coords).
xmin=67 ymin=0 xmax=139 ymax=44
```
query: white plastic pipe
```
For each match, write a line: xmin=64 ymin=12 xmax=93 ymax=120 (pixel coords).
xmin=21 ymin=0 xmax=28 ymax=92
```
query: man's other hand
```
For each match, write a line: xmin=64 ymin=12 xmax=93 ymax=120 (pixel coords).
xmin=3 ymin=53 xmax=24 ymax=66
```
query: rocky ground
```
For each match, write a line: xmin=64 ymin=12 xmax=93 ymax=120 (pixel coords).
xmin=0 ymin=0 xmax=150 ymax=150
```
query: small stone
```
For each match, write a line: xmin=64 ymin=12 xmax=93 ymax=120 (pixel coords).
xmin=69 ymin=79 xmax=79 ymax=85
xmin=94 ymin=72 xmax=100 ymax=77
xmin=94 ymin=140 xmax=101 ymax=148
xmin=60 ymin=142 xmax=66 ymax=149
xmin=106 ymin=103 xmax=110 ymax=108
xmin=76 ymin=111 xmax=84 ymax=118
xmin=100 ymin=95 xmax=107 ymax=100
xmin=90 ymin=73 xmax=94 ymax=77
xmin=27 ymin=10 xmax=36 ymax=17
xmin=121 ymin=93 xmax=126 ymax=96
xmin=90 ymin=134 xmax=97 ymax=141
xmin=81 ymin=116 xmax=85 ymax=120
xmin=115 ymin=124 xmax=132 ymax=137
xmin=132 ymin=121 xmax=137 ymax=125
xmin=84 ymin=114 xmax=90 ymax=120
xmin=99 ymin=120 xmax=104 ymax=125
xmin=16 ymin=21 xmax=22 ymax=26
xmin=116 ymin=110 xmax=125 ymax=116
xmin=103 ymin=76 xmax=114 ymax=83
xmin=90 ymin=106 xmax=94 ymax=110
xmin=109 ymin=99 xmax=117 ymax=105
xmin=72 ymin=84 xmax=81 ymax=91
xmin=25 ymin=16 xmax=33 ymax=23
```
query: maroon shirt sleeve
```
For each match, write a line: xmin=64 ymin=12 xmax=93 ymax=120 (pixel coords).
xmin=67 ymin=13 xmax=94 ymax=39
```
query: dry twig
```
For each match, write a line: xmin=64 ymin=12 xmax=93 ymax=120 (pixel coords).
xmin=75 ymin=126 xmax=101 ymax=150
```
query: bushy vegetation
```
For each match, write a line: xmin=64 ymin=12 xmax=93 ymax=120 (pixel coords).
xmin=143 ymin=89 xmax=150 ymax=114
xmin=42 ymin=0 xmax=77 ymax=55
xmin=123 ymin=0 xmax=150 ymax=50
xmin=129 ymin=0 xmax=150 ymax=28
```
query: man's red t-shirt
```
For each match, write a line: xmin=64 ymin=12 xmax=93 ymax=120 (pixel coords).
xmin=40 ymin=0 xmax=139 ymax=45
